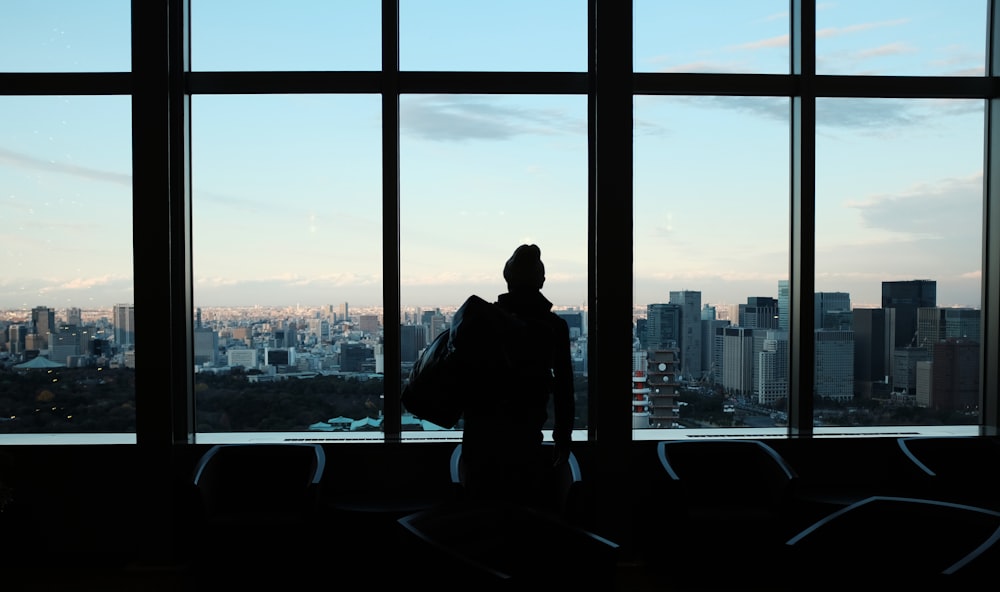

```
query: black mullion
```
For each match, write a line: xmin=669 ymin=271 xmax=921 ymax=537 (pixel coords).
xmin=981 ymin=0 xmax=1000 ymax=435
xmin=382 ymin=0 xmax=402 ymax=442
xmin=592 ymin=0 xmax=634 ymax=549
xmin=0 ymin=72 xmax=131 ymax=94
xmin=171 ymin=0 xmax=195 ymax=444
xmin=789 ymin=0 xmax=816 ymax=438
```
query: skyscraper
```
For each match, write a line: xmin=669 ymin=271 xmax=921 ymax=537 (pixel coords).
xmin=815 ymin=330 xmax=854 ymax=402
xmin=31 ymin=305 xmax=55 ymax=349
xmin=778 ymin=280 xmax=790 ymax=331
xmin=852 ymin=308 xmax=888 ymax=399
xmin=815 ymin=292 xmax=851 ymax=330
xmin=113 ymin=303 xmax=135 ymax=351
xmin=645 ymin=303 xmax=681 ymax=352
xmin=669 ymin=290 xmax=702 ymax=381
xmin=739 ymin=297 xmax=779 ymax=330
xmin=882 ymin=280 xmax=936 ymax=348
xmin=757 ymin=330 xmax=789 ymax=405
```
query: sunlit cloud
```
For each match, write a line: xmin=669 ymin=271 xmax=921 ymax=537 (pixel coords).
xmin=0 ymin=147 xmax=130 ymax=186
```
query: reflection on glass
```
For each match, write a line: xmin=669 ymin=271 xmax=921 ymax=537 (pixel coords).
xmin=816 ymin=0 xmax=986 ymax=76
xmin=815 ymin=98 xmax=983 ymax=427
xmin=191 ymin=95 xmax=383 ymax=439
xmin=399 ymin=94 xmax=588 ymax=439
xmin=633 ymin=0 xmax=789 ymax=74
xmin=633 ymin=96 xmax=789 ymax=435
xmin=0 ymin=96 xmax=135 ymax=434
xmin=191 ymin=1 xmax=380 ymax=71
xmin=400 ymin=1 xmax=586 ymax=72
xmin=0 ymin=1 xmax=131 ymax=73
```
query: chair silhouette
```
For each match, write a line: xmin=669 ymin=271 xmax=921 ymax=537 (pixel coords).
xmin=656 ymin=439 xmax=799 ymax=523
xmin=449 ymin=442 xmax=585 ymax=522
xmin=190 ymin=443 xmax=326 ymax=582
xmin=646 ymin=439 xmax=802 ymax=584
xmin=785 ymin=495 xmax=1000 ymax=584
xmin=397 ymin=498 xmax=618 ymax=590
xmin=896 ymin=436 xmax=1000 ymax=509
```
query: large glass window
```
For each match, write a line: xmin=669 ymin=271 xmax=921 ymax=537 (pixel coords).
xmin=2 ymin=2 xmax=996 ymax=443
xmin=400 ymin=0 xmax=587 ymax=72
xmin=191 ymin=94 xmax=383 ymax=440
xmin=0 ymin=1 xmax=131 ymax=73
xmin=633 ymin=96 xmax=790 ymax=436
xmin=816 ymin=0 xmax=986 ymax=76
xmin=815 ymin=98 xmax=983 ymax=428
xmin=0 ymin=96 xmax=134 ymax=436
xmin=190 ymin=0 xmax=380 ymax=71
xmin=633 ymin=0 xmax=790 ymax=74
xmin=399 ymin=94 xmax=589 ymax=439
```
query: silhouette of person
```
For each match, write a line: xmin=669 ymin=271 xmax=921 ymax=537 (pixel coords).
xmin=459 ymin=244 xmax=575 ymax=509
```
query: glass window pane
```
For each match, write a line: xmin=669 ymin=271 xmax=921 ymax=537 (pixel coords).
xmin=399 ymin=94 xmax=588 ymax=440
xmin=633 ymin=1 xmax=790 ymax=74
xmin=400 ymin=1 xmax=587 ymax=72
xmin=0 ymin=1 xmax=131 ymax=72
xmin=192 ymin=95 xmax=383 ymax=440
xmin=633 ymin=96 xmax=790 ymax=436
xmin=0 ymin=96 xmax=134 ymax=436
xmin=816 ymin=0 xmax=986 ymax=76
xmin=815 ymin=98 xmax=983 ymax=428
xmin=191 ymin=1 xmax=380 ymax=71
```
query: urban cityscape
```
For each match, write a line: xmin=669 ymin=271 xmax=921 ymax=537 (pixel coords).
xmin=0 ymin=277 xmax=981 ymax=435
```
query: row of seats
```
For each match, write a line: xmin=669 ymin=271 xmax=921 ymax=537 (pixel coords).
xmin=644 ymin=437 xmax=1000 ymax=587
xmin=184 ymin=436 xmax=1000 ymax=588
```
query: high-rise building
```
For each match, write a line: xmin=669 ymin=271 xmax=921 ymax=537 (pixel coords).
xmin=852 ymin=308 xmax=888 ymax=399
xmin=757 ymin=330 xmax=789 ymax=405
xmin=917 ymin=307 xmax=980 ymax=351
xmin=31 ymin=305 xmax=55 ymax=349
xmin=815 ymin=292 xmax=851 ymax=330
xmin=892 ymin=347 xmax=932 ymax=397
xmin=739 ymin=297 xmax=779 ymax=330
xmin=8 ymin=324 xmax=27 ymax=355
xmin=882 ymin=280 xmax=936 ymax=347
xmin=359 ymin=314 xmax=380 ymax=334
xmin=645 ymin=303 xmax=681 ymax=352
xmin=65 ymin=307 xmax=82 ymax=327
xmin=194 ymin=327 xmax=219 ymax=366
xmin=555 ymin=309 xmax=586 ymax=339
xmin=815 ymin=330 xmax=854 ymax=402
xmin=669 ymin=290 xmax=702 ymax=381
xmin=778 ymin=280 xmax=790 ymax=331
xmin=400 ymin=324 xmax=428 ymax=364
xmin=720 ymin=326 xmax=755 ymax=395
xmin=926 ymin=339 xmax=979 ymax=411
xmin=113 ymin=303 xmax=135 ymax=351
xmin=646 ymin=348 xmax=680 ymax=428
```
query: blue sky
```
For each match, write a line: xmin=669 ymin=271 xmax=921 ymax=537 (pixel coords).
xmin=0 ymin=1 xmax=988 ymax=313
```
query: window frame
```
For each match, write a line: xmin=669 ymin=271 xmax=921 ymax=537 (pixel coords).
xmin=1 ymin=0 xmax=997 ymax=445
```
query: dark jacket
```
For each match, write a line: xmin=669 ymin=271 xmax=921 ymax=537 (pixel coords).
xmin=461 ymin=289 xmax=575 ymax=457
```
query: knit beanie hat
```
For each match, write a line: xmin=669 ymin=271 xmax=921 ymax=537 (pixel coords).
xmin=503 ymin=244 xmax=545 ymax=291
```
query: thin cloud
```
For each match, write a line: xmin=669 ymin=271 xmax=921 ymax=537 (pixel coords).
xmin=853 ymin=42 xmax=917 ymax=60
xmin=733 ymin=34 xmax=789 ymax=51
xmin=0 ymin=147 xmax=131 ymax=186
xmin=816 ymin=18 xmax=911 ymax=40
xmin=847 ymin=173 xmax=982 ymax=238
xmin=401 ymin=96 xmax=583 ymax=142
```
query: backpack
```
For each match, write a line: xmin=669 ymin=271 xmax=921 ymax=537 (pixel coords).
xmin=401 ymin=294 xmax=537 ymax=428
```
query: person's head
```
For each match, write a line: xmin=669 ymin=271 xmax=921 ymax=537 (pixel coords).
xmin=503 ymin=244 xmax=545 ymax=292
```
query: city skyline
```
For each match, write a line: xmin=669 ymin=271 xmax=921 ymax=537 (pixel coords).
xmin=0 ymin=2 xmax=987 ymax=310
